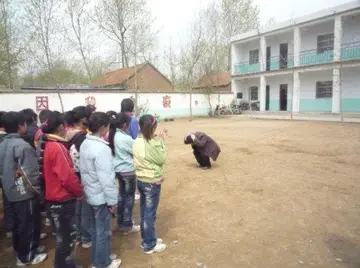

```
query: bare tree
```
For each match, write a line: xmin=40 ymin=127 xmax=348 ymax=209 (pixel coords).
xmin=66 ymin=0 xmax=92 ymax=81
xmin=95 ymin=0 xmax=156 ymax=68
xmin=0 ymin=0 xmax=22 ymax=88
xmin=23 ymin=0 xmax=64 ymax=110
xmin=220 ymin=0 xmax=260 ymax=70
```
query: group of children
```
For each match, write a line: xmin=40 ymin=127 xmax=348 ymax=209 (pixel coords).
xmin=0 ymin=98 xmax=167 ymax=268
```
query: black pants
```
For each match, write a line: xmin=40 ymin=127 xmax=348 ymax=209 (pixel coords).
xmin=2 ymin=187 xmax=14 ymax=233
xmin=48 ymin=200 xmax=78 ymax=268
xmin=11 ymin=198 xmax=41 ymax=263
xmin=192 ymin=146 xmax=211 ymax=168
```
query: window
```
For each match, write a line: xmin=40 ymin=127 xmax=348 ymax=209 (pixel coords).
xmin=249 ymin=49 xmax=259 ymax=64
xmin=316 ymin=81 xmax=333 ymax=98
xmin=317 ymin=33 xmax=334 ymax=53
xmin=237 ymin=92 xmax=243 ymax=99
xmin=250 ymin=86 xmax=258 ymax=100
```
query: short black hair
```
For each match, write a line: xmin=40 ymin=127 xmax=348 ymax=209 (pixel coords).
xmin=42 ymin=111 xmax=65 ymax=134
xmin=2 ymin=112 xmax=26 ymax=134
xmin=106 ymin=110 xmax=117 ymax=119
xmin=88 ymin=112 xmax=110 ymax=133
xmin=20 ymin=108 xmax=38 ymax=125
xmin=121 ymin=98 xmax=134 ymax=113
xmin=65 ymin=106 xmax=91 ymax=127
xmin=39 ymin=109 xmax=52 ymax=124
xmin=0 ymin=111 xmax=6 ymax=128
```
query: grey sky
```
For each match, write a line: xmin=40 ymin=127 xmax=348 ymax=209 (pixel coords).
xmin=151 ymin=0 xmax=350 ymax=50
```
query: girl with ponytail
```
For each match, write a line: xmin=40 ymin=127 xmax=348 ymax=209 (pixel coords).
xmin=108 ymin=113 xmax=140 ymax=234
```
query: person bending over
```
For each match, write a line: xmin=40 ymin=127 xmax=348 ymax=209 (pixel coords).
xmin=184 ymin=132 xmax=221 ymax=170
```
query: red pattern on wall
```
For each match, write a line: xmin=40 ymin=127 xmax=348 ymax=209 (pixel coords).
xmin=162 ymin=95 xmax=171 ymax=108
xmin=85 ymin=96 xmax=96 ymax=106
xmin=36 ymin=96 xmax=49 ymax=111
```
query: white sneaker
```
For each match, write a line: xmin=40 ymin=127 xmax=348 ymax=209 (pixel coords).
xmin=140 ymin=238 xmax=163 ymax=249
xmin=6 ymin=232 xmax=12 ymax=238
xmin=144 ymin=242 xmax=167 ymax=254
xmin=37 ymin=245 xmax=46 ymax=254
xmin=134 ymin=193 xmax=140 ymax=201
xmin=44 ymin=218 xmax=51 ymax=227
xmin=16 ymin=253 xmax=47 ymax=266
xmin=82 ymin=241 xmax=92 ymax=248
xmin=110 ymin=253 xmax=117 ymax=260
xmin=91 ymin=259 xmax=121 ymax=268
xmin=40 ymin=233 xmax=48 ymax=240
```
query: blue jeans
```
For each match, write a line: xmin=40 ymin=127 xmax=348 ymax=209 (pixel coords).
xmin=90 ymin=204 xmax=112 ymax=268
xmin=137 ymin=181 xmax=161 ymax=251
xmin=75 ymin=199 xmax=92 ymax=243
xmin=116 ymin=173 xmax=136 ymax=231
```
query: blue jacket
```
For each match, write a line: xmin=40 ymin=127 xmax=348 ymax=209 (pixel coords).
xmin=113 ymin=129 xmax=134 ymax=173
xmin=126 ymin=116 xmax=139 ymax=140
xmin=79 ymin=135 xmax=117 ymax=206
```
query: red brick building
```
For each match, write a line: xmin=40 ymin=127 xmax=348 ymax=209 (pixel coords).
xmin=193 ymin=71 xmax=231 ymax=92
xmin=91 ymin=62 xmax=174 ymax=92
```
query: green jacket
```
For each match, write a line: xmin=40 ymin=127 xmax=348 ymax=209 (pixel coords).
xmin=133 ymin=135 xmax=166 ymax=183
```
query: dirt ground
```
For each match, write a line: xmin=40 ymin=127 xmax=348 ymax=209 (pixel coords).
xmin=1 ymin=116 xmax=360 ymax=268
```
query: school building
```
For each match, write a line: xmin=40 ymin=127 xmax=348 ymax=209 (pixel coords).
xmin=231 ymin=1 xmax=360 ymax=114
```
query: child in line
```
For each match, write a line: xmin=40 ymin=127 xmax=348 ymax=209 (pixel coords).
xmin=42 ymin=111 xmax=83 ymax=268
xmin=109 ymin=113 xmax=140 ymax=234
xmin=0 ymin=112 xmax=47 ymax=266
xmin=0 ymin=111 xmax=13 ymax=239
xmin=184 ymin=132 xmax=221 ymax=169
xmin=79 ymin=112 xmax=121 ymax=268
xmin=65 ymin=106 xmax=92 ymax=248
xmin=133 ymin=114 xmax=167 ymax=254
xmin=121 ymin=98 xmax=141 ymax=200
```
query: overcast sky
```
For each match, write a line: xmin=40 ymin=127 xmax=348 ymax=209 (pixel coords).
xmin=151 ymin=0 xmax=351 ymax=50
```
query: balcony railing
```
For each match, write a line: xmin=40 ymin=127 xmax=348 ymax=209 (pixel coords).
xmin=233 ymin=61 xmax=260 ymax=74
xmin=269 ymin=54 xmax=294 ymax=71
xmin=341 ymin=41 xmax=360 ymax=61
xmin=299 ymin=49 xmax=333 ymax=66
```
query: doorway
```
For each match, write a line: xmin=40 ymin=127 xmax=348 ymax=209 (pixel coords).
xmin=266 ymin=47 xmax=271 ymax=71
xmin=279 ymin=43 xmax=288 ymax=69
xmin=266 ymin=85 xmax=270 ymax=111
xmin=279 ymin=84 xmax=288 ymax=111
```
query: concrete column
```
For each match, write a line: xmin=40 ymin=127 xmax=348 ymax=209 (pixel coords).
xmin=260 ymin=36 xmax=266 ymax=72
xmin=334 ymin=16 xmax=343 ymax=62
xmin=231 ymin=44 xmax=237 ymax=75
xmin=332 ymin=68 xmax=341 ymax=113
xmin=294 ymin=27 xmax=301 ymax=67
xmin=292 ymin=71 xmax=300 ymax=113
xmin=260 ymin=75 xmax=266 ymax=111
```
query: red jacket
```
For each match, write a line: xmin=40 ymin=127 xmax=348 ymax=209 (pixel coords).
xmin=43 ymin=134 xmax=83 ymax=202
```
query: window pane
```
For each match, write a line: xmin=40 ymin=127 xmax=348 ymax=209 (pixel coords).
xmin=237 ymin=92 xmax=243 ymax=99
xmin=249 ymin=50 xmax=259 ymax=64
xmin=250 ymin=86 xmax=258 ymax=100
xmin=317 ymin=33 xmax=334 ymax=53
xmin=316 ymin=81 xmax=333 ymax=98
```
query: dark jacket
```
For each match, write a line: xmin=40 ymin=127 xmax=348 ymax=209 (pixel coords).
xmin=192 ymin=132 xmax=221 ymax=161
xmin=0 ymin=134 xmax=40 ymax=202
xmin=24 ymin=124 xmax=39 ymax=148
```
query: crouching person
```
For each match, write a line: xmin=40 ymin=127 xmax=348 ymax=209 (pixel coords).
xmin=80 ymin=112 xmax=121 ymax=268
xmin=0 ymin=112 xmax=47 ymax=266
xmin=42 ymin=111 xmax=83 ymax=268
xmin=184 ymin=132 xmax=221 ymax=169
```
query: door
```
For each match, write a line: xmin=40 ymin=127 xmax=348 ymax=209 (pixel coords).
xmin=279 ymin=84 xmax=288 ymax=111
xmin=279 ymin=43 xmax=288 ymax=69
xmin=265 ymin=85 xmax=270 ymax=111
xmin=266 ymin=46 xmax=271 ymax=71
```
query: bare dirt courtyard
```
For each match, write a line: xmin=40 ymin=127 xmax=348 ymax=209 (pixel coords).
xmin=1 ymin=117 xmax=360 ymax=268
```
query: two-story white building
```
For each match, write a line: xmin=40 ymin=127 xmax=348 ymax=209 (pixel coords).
xmin=231 ymin=1 xmax=360 ymax=114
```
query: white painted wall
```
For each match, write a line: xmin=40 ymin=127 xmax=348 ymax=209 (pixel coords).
xmin=299 ymin=70 xmax=332 ymax=99
xmin=300 ymin=20 xmax=334 ymax=52
xmin=341 ymin=67 xmax=360 ymax=98
xmin=0 ymin=92 xmax=234 ymax=117
xmin=342 ymin=13 xmax=360 ymax=44
xmin=266 ymin=75 xmax=293 ymax=100
xmin=266 ymin=31 xmax=294 ymax=57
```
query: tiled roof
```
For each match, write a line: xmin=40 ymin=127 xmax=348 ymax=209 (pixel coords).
xmin=91 ymin=63 xmax=146 ymax=88
xmin=193 ymin=71 xmax=231 ymax=89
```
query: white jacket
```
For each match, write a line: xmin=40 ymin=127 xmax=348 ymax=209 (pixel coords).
xmin=79 ymin=135 xmax=117 ymax=206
